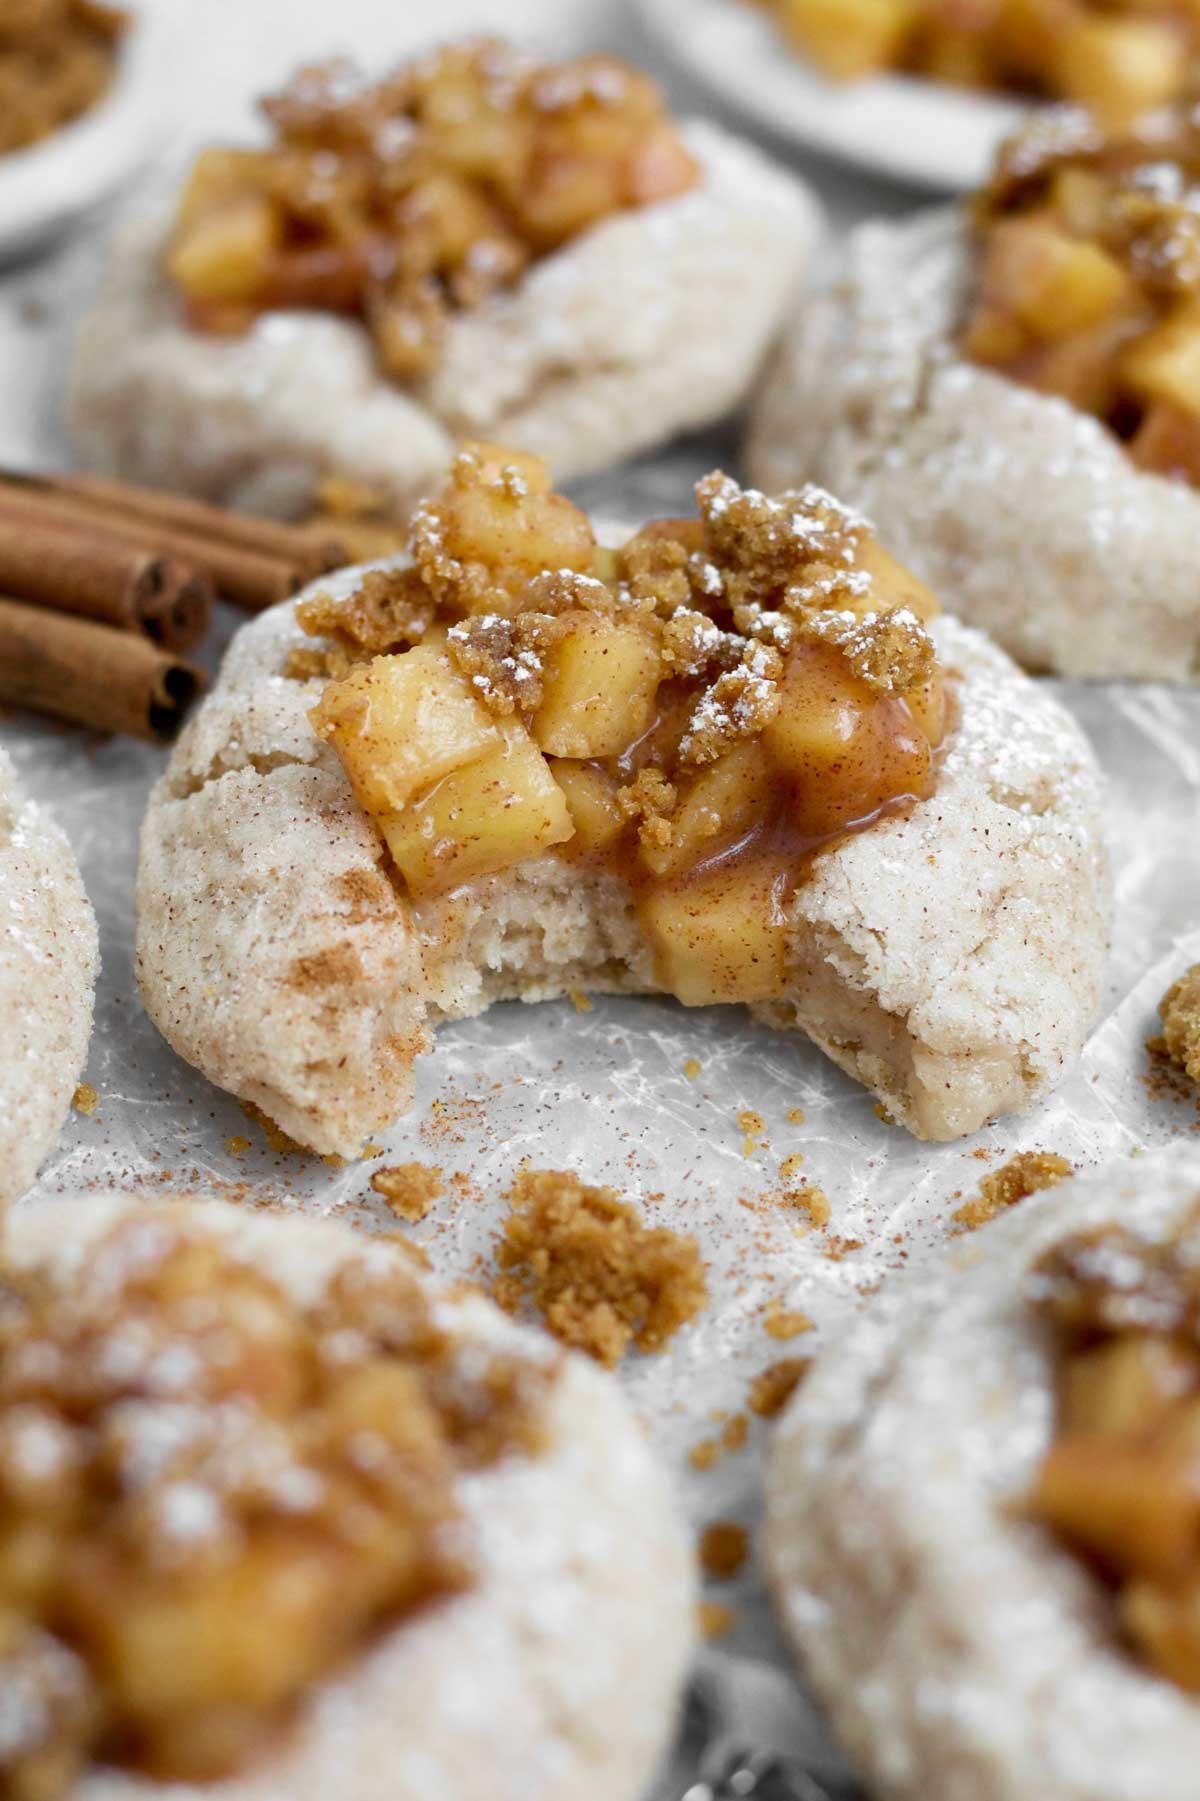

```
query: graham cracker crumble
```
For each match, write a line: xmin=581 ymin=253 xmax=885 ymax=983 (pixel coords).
xmin=71 ymin=1083 xmax=98 ymax=1116
xmin=491 ymin=1169 xmax=708 ymax=1368
xmin=699 ymin=1521 xmax=749 ymax=1580
xmin=371 ymin=1162 xmax=445 ymax=1224
xmin=1152 ymin=964 xmax=1200 ymax=1088
xmin=748 ymin=1358 xmax=811 ymax=1419
xmin=952 ymin=1151 xmax=1073 ymax=1233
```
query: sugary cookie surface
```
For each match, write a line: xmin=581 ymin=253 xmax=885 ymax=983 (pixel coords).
xmin=0 ymin=0 xmax=126 ymax=155
xmin=0 ymin=1211 xmax=550 ymax=1794
xmin=965 ymin=105 xmax=1200 ymax=487
xmin=1027 ymin=1207 xmax=1200 ymax=1690
xmin=307 ymin=445 xmax=947 ymax=1009
xmin=165 ymin=38 xmax=698 ymax=378
xmin=759 ymin=0 xmax=1192 ymax=125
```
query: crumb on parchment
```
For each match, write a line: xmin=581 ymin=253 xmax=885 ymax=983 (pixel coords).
xmin=699 ymin=1521 xmax=749 ymax=1580
xmin=748 ymin=1358 xmax=811 ymax=1419
xmin=371 ymin=1162 xmax=445 ymax=1223
xmin=1154 ymin=964 xmax=1200 ymax=1086
xmin=952 ymin=1151 xmax=1072 ymax=1233
xmin=491 ymin=1168 xmax=707 ymax=1368
xmin=72 ymin=1083 xmax=98 ymax=1116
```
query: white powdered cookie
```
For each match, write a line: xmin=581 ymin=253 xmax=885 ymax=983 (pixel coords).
xmin=747 ymin=208 xmax=1200 ymax=682
xmin=766 ymin=1148 xmax=1200 ymax=1801
xmin=135 ymin=551 xmax=1110 ymax=1155
xmin=7 ymin=1191 xmax=695 ymax=1801
xmin=69 ymin=121 xmax=818 ymax=520
xmin=0 ymin=746 xmax=98 ymax=1203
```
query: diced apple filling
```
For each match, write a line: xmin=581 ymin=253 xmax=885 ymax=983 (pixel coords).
xmin=1027 ymin=1215 xmax=1200 ymax=1692
xmin=167 ymin=40 xmax=698 ymax=379
xmin=965 ymin=104 xmax=1200 ymax=488
xmin=309 ymin=447 xmax=948 ymax=1009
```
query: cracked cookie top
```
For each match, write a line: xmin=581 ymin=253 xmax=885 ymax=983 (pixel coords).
xmin=164 ymin=38 xmax=698 ymax=383
xmin=965 ymin=103 xmax=1200 ymax=488
xmin=304 ymin=444 xmax=948 ymax=1009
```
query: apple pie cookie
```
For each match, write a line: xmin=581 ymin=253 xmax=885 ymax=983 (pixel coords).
xmin=68 ymin=39 xmax=819 ymax=519
xmin=0 ymin=1191 xmax=694 ymax=1800
xmin=748 ymin=105 xmax=1200 ymax=681
xmin=0 ymin=745 xmax=97 ymax=1205
xmin=135 ymin=446 xmax=1108 ymax=1153
xmin=767 ymin=1147 xmax=1200 ymax=1801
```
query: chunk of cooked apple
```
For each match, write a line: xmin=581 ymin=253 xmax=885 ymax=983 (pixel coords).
xmin=532 ymin=612 xmax=662 ymax=759
xmin=311 ymin=646 xmax=500 ymax=817
xmin=638 ymin=860 xmax=790 ymax=1004
xmin=382 ymin=722 xmax=573 ymax=899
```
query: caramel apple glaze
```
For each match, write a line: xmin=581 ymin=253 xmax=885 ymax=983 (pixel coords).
xmin=307 ymin=447 xmax=948 ymax=1012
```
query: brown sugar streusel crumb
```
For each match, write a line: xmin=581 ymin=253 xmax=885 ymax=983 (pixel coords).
xmin=492 ymin=1169 xmax=708 ymax=1368
xmin=952 ymin=1151 xmax=1073 ymax=1233
xmin=699 ymin=1521 xmax=749 ymax=1580
xmin=699 ymin=1600 xmax=734 ymax=1639
xmin=0 ymin=1211 xmax=552 ymax=1794
xmin=371 ymin=1161 xmax=445 ymax=1223
xmin=748 ymin=1357 xmax=811 ymax=1419
xmin=1155 ymin=964 xmax=1200 ymax=1087
xmin=71 ymin=1083 xmax=98 ymax=1116
xmin=765 ymin=1298 xmax=815 ymax=1341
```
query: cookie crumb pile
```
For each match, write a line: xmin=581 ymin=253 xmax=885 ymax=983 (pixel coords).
xmin=1153 ymin=963 xmax=1200 ymax=1088
xmin=492 ymin=1168 xmax=707 ymax=1367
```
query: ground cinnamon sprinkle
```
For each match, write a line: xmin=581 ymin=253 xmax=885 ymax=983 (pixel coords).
xmin=1153 ymin=964 xmax=1200 ymax=1087
xmin=490 ymin=1169 xmax=708 ymax=1368
xmin=699 ymin=1521 xmax=749 ymax=1580
xmin=952 ymin=1151 xmax=1072 ymax=1233
xmin=371 ymin=1162 xmax=445 ymax=1223
xmin=71 ymin=1082 xmax=98 ymax=1115
xmin=748 ymin=1358 xmax=811 ymax=1419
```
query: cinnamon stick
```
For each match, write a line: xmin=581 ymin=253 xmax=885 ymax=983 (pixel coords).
xmin=0 ymin=598 xmax=203 ymax=742
xmin=0 ymin=513 xmax=213 ymax=651
xmin=0 ymin=483 xmax=310 ymax=613
xmin=0 ymin=470 xmax=347 ymax=584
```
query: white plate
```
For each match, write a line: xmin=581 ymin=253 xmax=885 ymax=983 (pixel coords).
xmin=636 ymin=0 xmax=1032 ymax=191
xmin=0 ymin=7 xmax=172 ymax=265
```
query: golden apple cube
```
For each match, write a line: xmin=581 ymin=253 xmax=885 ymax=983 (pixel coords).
xmin=1121 ymin=310 xmax=1200 ymax=420
xmin=779 ymin=0 xmax=916 ymax=77
xmin=382 ymin=723 xmax=573 ymax=899
xmin=552 ymin=760 xmax=627 ymax=856
xmin=982 ymin=218 xmax=1133 ymax=345
xmin=311 ymin=647 xmax=500 ymax=820
xmin=167 ymin=195 xmax=281 ymax=306
xmin=532 ymin=613 xmax=661 ymax=759
xmin=638 ymin=861 xmax=789 ymax=1005
xmin=1054 ymin=16 xmax=1182 ymax=127
xmin=640 ymin=742 xmax=773 ymax=879
xmin=852 ymin=537 xmax=940 ymax=622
